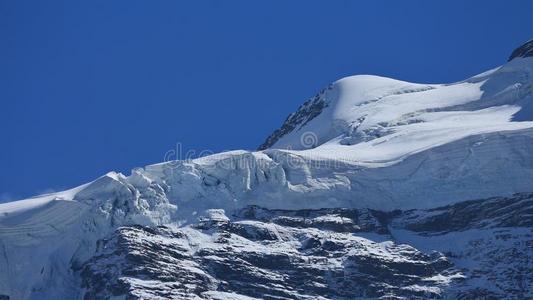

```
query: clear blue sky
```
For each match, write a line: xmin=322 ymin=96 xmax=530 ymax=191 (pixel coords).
xmin=1 ymin=0 xmax=532 ymax=201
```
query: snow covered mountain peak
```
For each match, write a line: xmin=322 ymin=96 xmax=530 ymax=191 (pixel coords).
xmin=259 ymin=51 xmax=533 ymax=168
xmin=1 ymin=41 xmax=533 ymax=300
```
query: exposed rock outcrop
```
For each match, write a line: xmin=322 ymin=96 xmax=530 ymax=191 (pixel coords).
xmin=508 ymin=40 xmax=533 ymax=61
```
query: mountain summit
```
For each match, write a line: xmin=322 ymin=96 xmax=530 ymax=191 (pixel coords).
xmin=261 ymin=40 xmax=533 ymax=156
xmin=1 ymin=41 xmax=532 ymax=300
xmin=508 ymin=39 xmax=533 ymax=61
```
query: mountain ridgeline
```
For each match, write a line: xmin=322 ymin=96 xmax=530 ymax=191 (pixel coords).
xmin=0 ymin=40 xmax=532 ymax=300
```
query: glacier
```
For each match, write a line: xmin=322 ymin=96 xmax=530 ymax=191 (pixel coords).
xmin=0 ymin=41 xmax=532 ymax=299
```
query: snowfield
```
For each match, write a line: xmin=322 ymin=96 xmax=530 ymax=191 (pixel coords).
xmin=269 ymin=58 xmax=533 ymax=163
xmin=1 ymin=44 xmax=533 ymax=299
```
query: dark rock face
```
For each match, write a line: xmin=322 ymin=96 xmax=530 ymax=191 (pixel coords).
xmin=508 ymin=40 xmax=533 ymax=61
xmin=397 ymin=193 xmax=533 ymax=233
xmin=79 ymin=194 xmax=533 ymax=299
xmin=79 ymin=225 xmax=217 ymax=300
xmin=258 ymin=85 xmax=332 ymax=150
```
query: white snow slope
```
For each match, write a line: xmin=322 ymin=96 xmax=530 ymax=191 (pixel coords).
xmin=1 ymin=53 xmax=533 ymax=299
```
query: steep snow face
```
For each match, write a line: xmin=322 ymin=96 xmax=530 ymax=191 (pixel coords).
xmin=262 ymin=58 xmax=533 ymax=167
xmin=0 ymin=172 xmax=175 ymax=300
